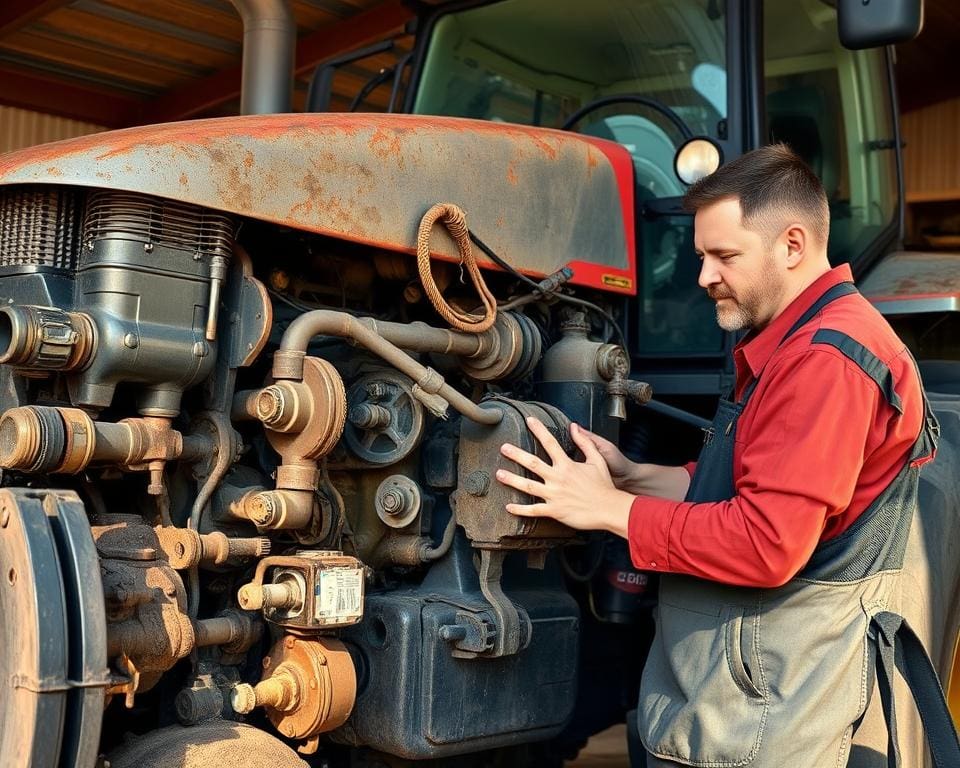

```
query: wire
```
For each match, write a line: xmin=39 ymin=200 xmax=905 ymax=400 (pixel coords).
xmin=469 ymin=229 xmax=626 ymax=348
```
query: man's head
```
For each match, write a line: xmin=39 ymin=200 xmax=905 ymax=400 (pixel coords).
xmin=682 ymin=143 xmax=831 ymax=332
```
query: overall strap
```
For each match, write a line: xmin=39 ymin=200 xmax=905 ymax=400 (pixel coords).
xmin=781 ymin=281 xmax=858 ymax=343
xmin=872 ymin=612 xmax=960 ymax=768
xmin=735 ymin=281 xmax=859 ymax=406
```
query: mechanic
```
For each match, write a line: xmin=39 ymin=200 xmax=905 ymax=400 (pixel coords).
xmin=496 ymin=144 xmax=958 ymax=767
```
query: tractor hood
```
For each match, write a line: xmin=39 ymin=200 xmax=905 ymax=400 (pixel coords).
xmin=0 ymin=113 xmax=636 ymax=295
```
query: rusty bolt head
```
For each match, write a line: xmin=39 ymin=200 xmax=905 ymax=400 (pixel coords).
xmin=379 ymin=489 xmax=404 ymax=515
xmin=255 ymin=387 xmax=285 ymax=425
xmin=463 ymin=470 xmax=491 ymax=497
xmin=285 ymin=636 xmax=295 ymax=649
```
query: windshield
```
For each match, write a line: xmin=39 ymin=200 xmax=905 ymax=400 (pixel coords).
xmin=413 ymin=0 xmax=727 ymax=144
xmin=414 ymin=0 xmax=730 ymax=357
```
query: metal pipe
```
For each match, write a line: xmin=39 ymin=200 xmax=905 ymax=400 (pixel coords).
xmin=278 ymin=310 xmax=502 ymax=425
xmin=357 ymin=318 xmax=492 ymax=358
xmin=228 ymin=0 xmax=295 ymax=115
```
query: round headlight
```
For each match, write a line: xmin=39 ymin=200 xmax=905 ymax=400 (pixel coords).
xmin=674 ymin=138 xmax=722 ymax=186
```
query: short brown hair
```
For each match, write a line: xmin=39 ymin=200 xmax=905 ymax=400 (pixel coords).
xmin=682 ymin=143 xmax=829 ymax=246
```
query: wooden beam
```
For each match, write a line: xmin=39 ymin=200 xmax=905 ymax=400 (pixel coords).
xmin=293 ymin=0 xmax=413 ymax=77
xmin=131 ymin=0 xmax=414 ymax=126
xmin=0 ymin=63 xmax=143 ymax=127
xmin=0 ymin=0 xmax=72 ymax=40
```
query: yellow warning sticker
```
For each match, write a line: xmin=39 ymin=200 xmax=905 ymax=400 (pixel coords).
xmin=601 ymin=274 xmax=633 ymax=289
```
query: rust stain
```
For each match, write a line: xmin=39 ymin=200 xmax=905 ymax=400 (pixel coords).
xmin=44 ymin=166 xmax=63 ymax=177
xmin=243 ymin=150 xmax=254 ymax=170
xmin=496 ymin=214 xmax=505 ymax=228
xmin=506 ymin=162 xmax=518 ymax=186
xmin=179 ymin=172 xmax=189 ymax=187
xmin=368 ymin=129 xmax=405 ymax=170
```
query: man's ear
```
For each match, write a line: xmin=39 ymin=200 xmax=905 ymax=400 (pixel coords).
xmin=783 ymin=224 xmax=807 ymax=269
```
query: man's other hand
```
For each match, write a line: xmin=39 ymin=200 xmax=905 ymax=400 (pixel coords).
xmin=496 ymin=417 xmax=633 ymax=536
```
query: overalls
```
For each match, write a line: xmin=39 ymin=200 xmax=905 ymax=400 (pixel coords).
xmin=638 ymin=283 xmax=960 ymax=767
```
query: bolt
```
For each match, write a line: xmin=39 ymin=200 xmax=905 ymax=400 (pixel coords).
xmin=143 ymin=242 xmax=154 ymax=253
xmin=285 ymin=636 xmax=295 ymax=649
xmin=123 ymin=333 xmax=139 ymax=349
xmin=380 ymin=489 xmax=404 ymax=515
xmin=255 ymin=387 xmax=285 ymax=425
xmin=463 ymin=470 xmax=491 ymax=497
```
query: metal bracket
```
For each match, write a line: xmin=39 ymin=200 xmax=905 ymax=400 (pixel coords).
xmin=477 ymin=549 xmax=531 ymax=658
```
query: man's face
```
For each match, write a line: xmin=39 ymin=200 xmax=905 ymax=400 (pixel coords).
xmin=693 ymin=198 xmax=786 ymax=332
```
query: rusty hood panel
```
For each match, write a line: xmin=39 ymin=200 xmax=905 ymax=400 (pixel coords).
xmin=860 ymin=250 xmax=960 ymax=314
xmin=0 ymin=114 xmax=636 ymax=295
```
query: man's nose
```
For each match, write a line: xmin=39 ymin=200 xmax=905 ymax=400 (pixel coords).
xmin=698 ymin=257 xmax=720 ymax=289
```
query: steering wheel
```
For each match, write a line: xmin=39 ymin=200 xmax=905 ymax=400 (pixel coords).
xmin=561 ymin=94 xmax=694 ymax=140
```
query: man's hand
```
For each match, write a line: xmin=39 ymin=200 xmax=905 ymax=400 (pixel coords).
xmin=496 ymin=417 xmax=634 ymax=537
xmin=577 ymin=425 xmax=692 ymax=501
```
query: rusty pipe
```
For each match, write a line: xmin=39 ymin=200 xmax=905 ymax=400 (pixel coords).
xmin=241 ymin=488 xmax=315 ymax=530
xmin=228 ymin=0 xmax=295 ymax=115
xmin=276 ymin=310 xmax=502 ymax=425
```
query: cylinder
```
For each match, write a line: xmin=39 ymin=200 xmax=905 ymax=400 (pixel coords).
xmin=0 ymin=305 xmax=94 ymax=372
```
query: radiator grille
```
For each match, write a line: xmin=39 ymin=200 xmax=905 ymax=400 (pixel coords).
xmin=0 ymin=186 xmax=82 ymax=271
xmin=82 ymin=191 xmax=233 ymax=257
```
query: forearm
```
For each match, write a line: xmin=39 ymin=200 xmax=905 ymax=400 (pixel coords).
xmin=620 ymin=463 xmax=691 ymax=501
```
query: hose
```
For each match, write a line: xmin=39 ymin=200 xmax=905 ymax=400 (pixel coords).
xmin=417 ymin=204 xmax=497 ymax=333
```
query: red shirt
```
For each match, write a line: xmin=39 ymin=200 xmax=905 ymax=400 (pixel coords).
xmin=627 ymin=265 xmax=930 ymax=587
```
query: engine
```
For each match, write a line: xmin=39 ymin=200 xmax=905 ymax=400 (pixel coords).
xmin=0 ymin=116 xmax=654 ymax=767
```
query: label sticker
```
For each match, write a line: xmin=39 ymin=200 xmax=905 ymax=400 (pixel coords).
xmin=601 ymin=274 xmax=633 ymax=290
xmin=315 ymin=568 xmax=364 ymax=624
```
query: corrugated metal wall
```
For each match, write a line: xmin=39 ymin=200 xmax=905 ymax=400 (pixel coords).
xmin=0 ymin=106 xmax=104 ymax=154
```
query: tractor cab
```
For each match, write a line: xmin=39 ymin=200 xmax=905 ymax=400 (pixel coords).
xmin=403 ymin=0 xmax=904 ymax=398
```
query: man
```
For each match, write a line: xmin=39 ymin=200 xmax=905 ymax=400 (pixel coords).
xmin=496 ymin=144 xmax=956 ymax=766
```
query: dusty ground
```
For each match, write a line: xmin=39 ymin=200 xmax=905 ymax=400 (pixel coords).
xmin=566 ymin=724 xmax=629 ymax=767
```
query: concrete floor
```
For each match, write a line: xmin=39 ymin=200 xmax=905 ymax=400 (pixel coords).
xmin=566 ymin=724 xmax=629 ymax=767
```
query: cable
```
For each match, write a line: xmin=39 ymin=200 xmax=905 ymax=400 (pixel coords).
xmin=470 ymin=229 xmax=626 ymax=348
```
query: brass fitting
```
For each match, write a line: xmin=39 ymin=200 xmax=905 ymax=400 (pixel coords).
xmin=155 ymin=526 xmax=271 ymax=569
xmin=0 ymin=407 xmax=187 ymax=492
xmin=230 ymin=635 xmax=356 ymax=742
xmin=0 ymin=305 xmax=95 ymax=373
xmin=240 ymin=488 xmax=315 ymax=530
xmin=237 ymin=575 xmax=303 ymax=612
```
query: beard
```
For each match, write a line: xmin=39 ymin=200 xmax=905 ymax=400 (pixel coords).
xmin=708 ymin=254 xmax=784 ymax=332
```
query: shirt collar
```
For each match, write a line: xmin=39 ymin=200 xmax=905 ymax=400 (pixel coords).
xmin=735 ymin=264 xmax=854 ymax=380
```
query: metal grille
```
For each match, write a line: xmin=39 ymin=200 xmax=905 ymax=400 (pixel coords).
xmin=0 ymin=186 xmax=82 ymax=270
xmin=82 ymin=191 xmax=234 ymax=258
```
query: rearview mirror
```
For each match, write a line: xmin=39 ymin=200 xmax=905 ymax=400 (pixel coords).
xmin=837 ymin=0 xmax=923 ymax=50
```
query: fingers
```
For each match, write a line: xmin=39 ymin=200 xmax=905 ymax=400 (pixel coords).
xmin=525 ymin=416 xmax=566 ymax=464
xmin=570 ymin=422 xmax=606 ymax=465
xmin=499 ymin=442 xmax=553 ymax=479
xmin=505 ymin=501 xmax=550 ymax=517
xmin=495 ymin=468 xmax=547 ymax=499
xmin=576 ymin=424 xmax=616 ymax=452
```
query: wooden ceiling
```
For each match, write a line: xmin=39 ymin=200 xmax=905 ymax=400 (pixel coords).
xmin=0 ymin=0 xmax=953 ymax=129
xmin=0 ymin=0 xmax=417 ymax=127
